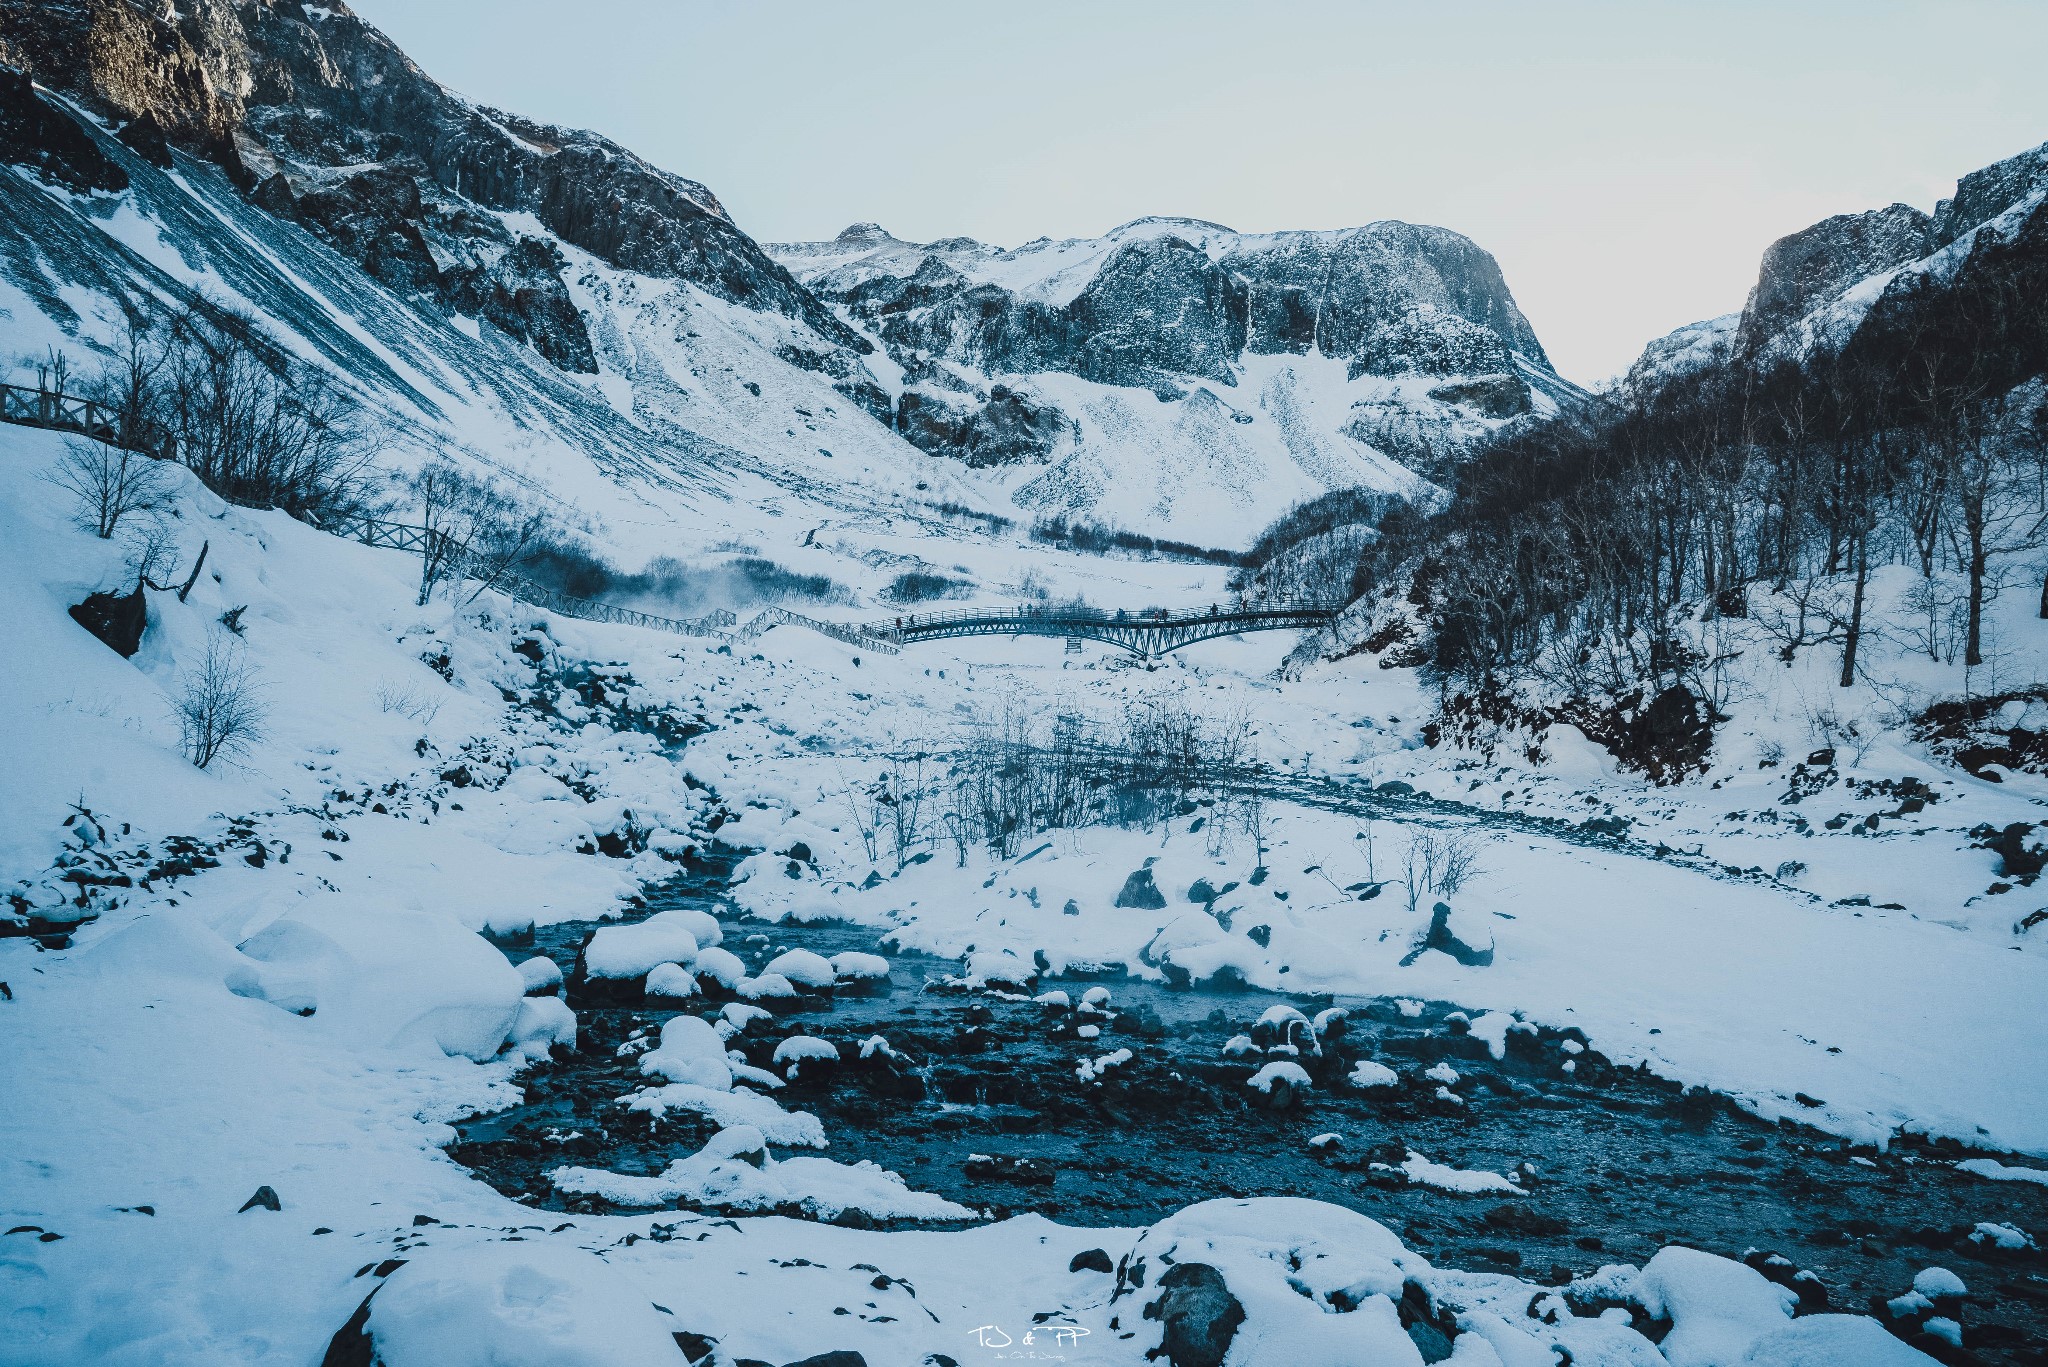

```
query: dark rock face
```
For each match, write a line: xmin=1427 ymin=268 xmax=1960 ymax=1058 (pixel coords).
xmin=895 ymin=384 xmax=1068 ymax=467
xmin=1115 ymin=865 xmax=1168 ymax=910
xmin=1221 ymin=221 xmax=1549 ymax=376
xmin=115 ymin=111 xmax=173 ymax=168
xmin=1426 ymin=374 xmax=1530 ymax=419
xmin=1070 ymin=235 xmax=1247 ymax=389
xmin=69 ymin=583 xmax=146 ymax=657
xmin=450 ymin=236 xmax=597 ymax=374
xmin=1933 ymin=138 xmax=2048 ymax=246
xmin=0 ymin=66 xmax=128 ymax=193
xmin=1739 ymin=203 xmax=1933 ymax=345
xmin=794 ymin=214 xmax=1559 ymax=470
xmin=1141 ymin=1262 xmax=1244 ymax=1367
xmin=0 ymin=0 xmax=865 ymax=372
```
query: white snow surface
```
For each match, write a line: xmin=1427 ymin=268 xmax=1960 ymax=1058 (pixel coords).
xmin=0 ymin=404 xmax=2038 ymax=1364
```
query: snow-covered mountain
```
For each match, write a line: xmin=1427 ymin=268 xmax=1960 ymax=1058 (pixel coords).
xmin=771 ymin=217 xmax=1581 ymax=543
xmin=0 ymin=0 xmax=1579 ymax=552
xmin=0 ymin=0 xmax=986 ymax=563
xmin=1626 ymin=137 xmax=2048 ymax=389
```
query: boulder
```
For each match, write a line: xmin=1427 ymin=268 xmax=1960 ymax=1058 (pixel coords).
xmin=1145 ymin=1263 xmax=1245 ymax=1367
xmin=69 ymin=583 xmax=147 ymax=658
xmin=1114 ymin=864 xmax=1167 ymax=910
xmin=1422 ymin=901 xmax=1494 ymax=967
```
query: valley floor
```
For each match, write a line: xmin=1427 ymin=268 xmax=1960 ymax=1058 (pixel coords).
xmin=2 ymin=421 xmax=2044 ymax=1365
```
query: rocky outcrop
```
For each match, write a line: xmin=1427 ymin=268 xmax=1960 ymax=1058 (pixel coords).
xmin=0 ymin=0 xmax=866 ymax=368
xmin=1221 ymin=221 xmax=1548 ymax=378
xmin=1070 ymin=234 xmax=1246 ymax=390
xmin=895 ymin=383 xmax=1067 ymax=467
xmin=1933 ymin=138 xmax=2048 ymax=246
xmin=1738 ymin=203 xmax=1933 ymax=346
xmin=0 ymin=64 xmax=127 ymax=193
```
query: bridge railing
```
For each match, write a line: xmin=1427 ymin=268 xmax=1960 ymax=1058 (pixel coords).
xmin=731 ymin=605 xmax=900 ymax=654
xmin=0 ymin=381 xmax=176 ymax=458
xmin=870 ymin=599 xmax=1338 ymax=636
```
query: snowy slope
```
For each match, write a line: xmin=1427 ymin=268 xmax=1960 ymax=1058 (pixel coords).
xmin=771 ymin=218 xmax=1581 ymax=544
xmin=0 ymin=109 xmax=990 ymax=566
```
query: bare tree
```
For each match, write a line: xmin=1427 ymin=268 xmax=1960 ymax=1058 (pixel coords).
xmin=880 ymin=751 xmax=932 ymax=873
xmin=405 ymin=460 xmax=550 ymax=606
xmin=176 ymin=631 xmax=266 ymax=769
xmin=46 ymin=435 xmax=171 ymax=538
xmin=156 ymin=307 xmax=370 ymax=520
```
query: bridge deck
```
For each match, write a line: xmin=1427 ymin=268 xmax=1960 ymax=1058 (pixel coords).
xmin=872 ymin=602 xmax=1337 ymax=657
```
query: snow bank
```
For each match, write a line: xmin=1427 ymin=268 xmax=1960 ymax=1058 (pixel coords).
xmin=1635 ymin=1246 xmax=1796 ymax=1366
xmin=235 ymin=909 xmax=523 ymax=1062
xmin=551 ymin=1125 xmax=972 ymax=1220
xmin=354 ymin=1242 xmax=685 ymax=1367
xmin=1957 ymin=1157 xmax=2048 ymax=1186
xmin=1734 ymin=1315 xmax=1941 ymax=1365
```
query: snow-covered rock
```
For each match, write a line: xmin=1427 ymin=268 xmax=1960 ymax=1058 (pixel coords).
xmin=330 ymin=1243 xmax=689 ymax=1367
xmin=1634 ymin=1246 xmax=1796 ymax=1367
xmin=638 ymin=1015 xmax=731 ymax=1090
xmin=582 ymin=911 xmax=701 ymax=980
xmin=763 ymin=948 xmax=835 ymax=989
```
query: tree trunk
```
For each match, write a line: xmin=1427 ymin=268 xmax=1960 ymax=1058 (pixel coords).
xmin=1840 ymin=533 xmax=1868 ymax=688
xmin=1965 ymin=518 xmax=1987 ymax=669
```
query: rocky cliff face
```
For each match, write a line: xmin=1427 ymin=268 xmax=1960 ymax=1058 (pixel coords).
xmin=1737 ymin=203 xmax=1933 ymax=347
xmin=0 ymin=0 xmax=867 ymax=376
xmin=772 ymin=216 xmax=1568 ymax=490
xmin=1639 ymin=137 xmax=2048 ymax=381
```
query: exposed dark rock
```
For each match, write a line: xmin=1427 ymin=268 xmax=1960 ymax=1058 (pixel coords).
xmin=1070 ymin=1246 xmax=1115 ymax=1274
xmin=69 ymin=582 xmax=146 ymax=657
xmin=318 ymin=1287 xmax=376 ymax=1367
xmin=894 ymin=384 xmax=1068 ymax=468
xmin=1934 ymin=138 xmax=2048 ymax=246
xmin=238 ymin=1185 xmax=280 ymax=1213
xmin=1421 ymin=900 xmax=1494 ymax=967
xmin=1142 ymin=1262 xmax=1244 ymax=1367
xmin=1 ymin=0 xmax=866 ymax=360
xmin=1425 ymin=373 xmax=1530 ymax=419
xmin=1070 ymin=234 xmax=1246 ymax=389
xmin=449 ymin=236 xmax=597 ymax=373
xmin=115 ymin=110 xmax=172 ymax=167
xmin=0 ymin=65 xmax=128 ymax=193
xmin=1740 ymin=203 xmax=1934 ymax=345
xmin=779 ymin=1354 xmax=867 ymax=1367
xmin=1114 ymin=864 xmax=1167 ymax=910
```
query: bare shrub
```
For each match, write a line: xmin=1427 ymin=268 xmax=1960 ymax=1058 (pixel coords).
xmin=156 ymin=308 xmax=372 ymax=520
xmin=374 ymin=681 xmax=442 ymax=726
xmin=46 ymin=436 xmax=171 ymax=538
xmin=1401 ymin=828 xmax=1487 ymax=914
xmin=404 ymin=461 xmax=550 ymax=606
xmin=934 ymin=693 xmax=1255 ymax=859
xmin=176 ymin=631 xmax=266 ymax=769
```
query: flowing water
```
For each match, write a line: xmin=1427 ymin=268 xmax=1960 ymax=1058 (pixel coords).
xmin=454 ymin=849 xmax=2048 ymax=1362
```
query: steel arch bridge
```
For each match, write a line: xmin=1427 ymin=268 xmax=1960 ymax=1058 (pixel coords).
xmin=870 ymin=601 xmax=1338 ymax=659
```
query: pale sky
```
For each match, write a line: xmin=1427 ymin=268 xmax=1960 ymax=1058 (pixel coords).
xmin=350 ymin=1 xmax=2048 ymax=385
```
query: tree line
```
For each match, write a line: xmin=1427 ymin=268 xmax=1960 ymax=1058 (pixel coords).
xmin=1260 ymin=205 xmax=2048 ymax=702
